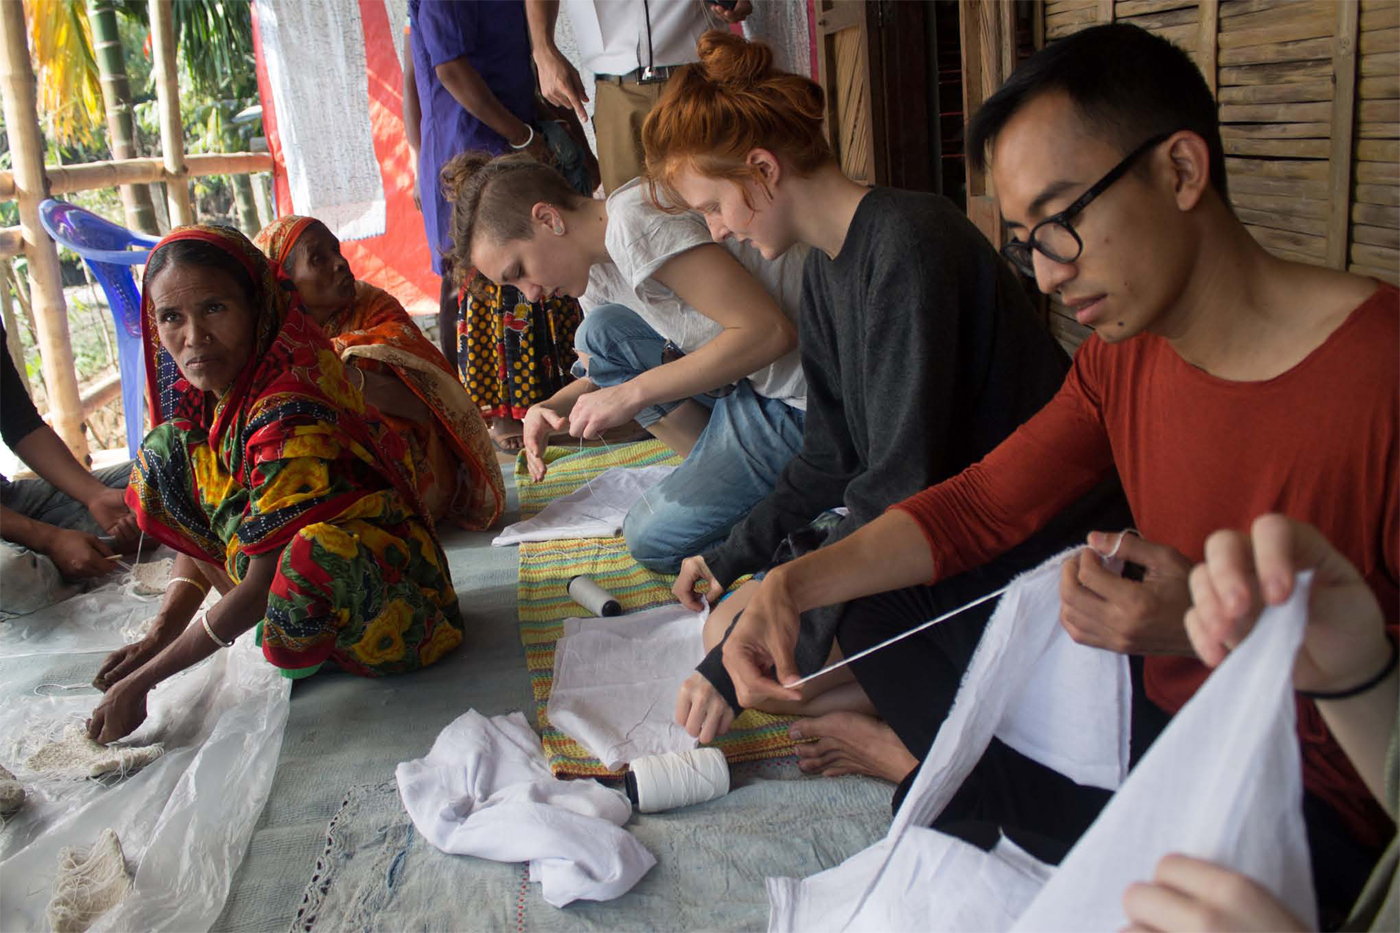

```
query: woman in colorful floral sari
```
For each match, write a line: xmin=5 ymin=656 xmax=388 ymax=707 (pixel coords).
xmin=88 ymin=225 xmax=465 ymax=743
xmin=254 ymin=215 xmax=503 ymax=530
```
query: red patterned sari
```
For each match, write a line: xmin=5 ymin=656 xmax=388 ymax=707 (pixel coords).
xmin=127 ymin=225 xmax=464 ymax=678
xmin=255 ymin=215 xmax=503 ymax=529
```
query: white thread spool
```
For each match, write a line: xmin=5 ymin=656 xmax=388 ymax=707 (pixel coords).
xmin=624 ymin=747 xmax=730 ymax=813
xmin=567 ymin=574 xmax=622 ymax=617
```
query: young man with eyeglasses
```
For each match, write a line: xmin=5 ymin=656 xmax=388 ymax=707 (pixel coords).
xmin=717 ymin=23 xmax=1396 ymax=923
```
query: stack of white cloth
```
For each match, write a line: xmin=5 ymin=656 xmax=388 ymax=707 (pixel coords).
xmin=395 ymin=710 xmax=655 ymax=907
xmin=767 ymin=557 xmax=1317 ymax=932
xmin=548 ymin=603 xmax=709 ymax=770
xmin=493 ymin=466 xmax=677 ymax=546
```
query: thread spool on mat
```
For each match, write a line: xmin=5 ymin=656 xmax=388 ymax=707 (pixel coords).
xmin=567 ymin=574 xmax=622 ymax=617
xmin=624 ymin=747 xmax=730 ymax=813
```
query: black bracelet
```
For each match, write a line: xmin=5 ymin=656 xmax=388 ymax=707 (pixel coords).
xmin=1298 ymin=631 xmax=1398 ymax=701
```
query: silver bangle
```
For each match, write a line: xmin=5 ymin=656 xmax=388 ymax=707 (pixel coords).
xmin=509 ymin=123 xmax=535 ymax=150
xmin=199 ymin=611 xmax=233 ymax=649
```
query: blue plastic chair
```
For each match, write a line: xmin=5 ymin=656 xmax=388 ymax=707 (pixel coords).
xmin=38 ymin=199 xmax=161 ymax=457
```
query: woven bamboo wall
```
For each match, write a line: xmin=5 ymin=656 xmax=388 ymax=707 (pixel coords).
xmin=1042 ymin=0 xmax=1399 ymax=352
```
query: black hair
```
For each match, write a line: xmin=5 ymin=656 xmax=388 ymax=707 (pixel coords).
xmin=967 ymin=23 xmax=1228 ymax=199
xmin=144 ymin=227 xmax=259 ymax=305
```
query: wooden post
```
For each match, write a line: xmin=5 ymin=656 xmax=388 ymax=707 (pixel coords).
xmin=960 ymin=0 xmax=1011 ymax=246
xmin=150 ymin=0 xmax=192 ymax=227
xmin=1098 ymin=0 xmax=1115 ymax=24
xmin=1197 ymin=0 xmax=1219 ymax=95
xmin=1326 ymin=0 xmax=1360 ymax=270
xmin=0 ymin=1 xmax=89 ymax=462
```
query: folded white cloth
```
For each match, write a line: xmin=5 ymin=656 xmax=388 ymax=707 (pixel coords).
xmin=395 ymin=710 xmax=656 ymax=907
xmin=493 ymin=466 xmax=678 ymax=546
xmin=767 ymin=561 xmax=1317 ymax=933
xmin=548 ymin=603 xmax=709 ymax=770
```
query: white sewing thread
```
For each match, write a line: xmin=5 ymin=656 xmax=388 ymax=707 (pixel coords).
xmin=789 ymin=529 xmax=1143 ymax=688
xmin=574 ymin=434 xmax=656 ymax=515
xmin=630 ymin=747 xmax=729 ymax=813
xmin=34 ymin=683 xmax=99 ymax=698
xmin=45 ymin=827 xmax=132 ymax=933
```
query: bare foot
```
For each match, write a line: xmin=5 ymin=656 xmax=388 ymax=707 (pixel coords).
xmin=789 ymin=711 xmax=918 ymax=782
xmin=489 ymin=418 xmax=525 ymax=451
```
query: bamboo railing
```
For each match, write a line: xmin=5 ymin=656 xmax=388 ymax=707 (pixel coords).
xmin=0 ymin=0 xmax=272 ymax=463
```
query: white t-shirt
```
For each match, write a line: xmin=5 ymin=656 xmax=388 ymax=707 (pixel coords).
xmin=563 ymin=0 xmax=722 ymax=75
xmin=581 ymin=179 xmax=808 ymax=410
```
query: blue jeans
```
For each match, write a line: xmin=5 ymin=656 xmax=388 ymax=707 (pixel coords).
xmin=0 ymin=461 xmax=132 ymax=618
xmin=575 ymin=304 xmax=805 ymax=572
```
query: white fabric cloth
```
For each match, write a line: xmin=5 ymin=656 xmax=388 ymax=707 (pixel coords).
xmin=767 ymin=565 xmax=1318 ymax=933
xmin=548 ymin=603 xmax=709 ymax=769
xmin=395 ymin=710 xmax=655 ymax=908
xmin=583 ymin=179 xmax=809 ymax=409
xmin=254 ymin=0 xmax=386 ymax=241
xmin=492 ymin=466 xmax=677 ymax=546
xmin=562 ymin=0 xmax=722 ymax=74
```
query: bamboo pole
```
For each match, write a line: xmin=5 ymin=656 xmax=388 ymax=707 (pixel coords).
xmin=150 ymin=0 xmax=192 ymax=227
xmin=0 ymin=226 xmax=20 ymax=257
xmin=0 ymin=152 xmax=276 ymax=198
xmin=1 ymin=259 xmax=30 ymax=397
xmin=0 ymin=1 xmax=90 ymax=462
xmin=89 ymin=0 xmax=159 ymax=234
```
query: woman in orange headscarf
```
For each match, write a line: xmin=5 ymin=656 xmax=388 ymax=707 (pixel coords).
xmin=255 ymin=216 xmax=503 ymax=530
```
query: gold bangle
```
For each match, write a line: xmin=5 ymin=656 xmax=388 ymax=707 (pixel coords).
xmin=168 ymin=575 xmax=209 ymax=596
xmin=350 ymin=365 xmax=366 ymax=392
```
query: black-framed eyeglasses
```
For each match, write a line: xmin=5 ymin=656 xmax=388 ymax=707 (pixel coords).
xmin=1001 ymin=133 xmax=1172 ymax=278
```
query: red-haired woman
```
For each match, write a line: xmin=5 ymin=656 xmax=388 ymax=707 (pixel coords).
xmin=646 ymin=32 xmax=1128 ymax=800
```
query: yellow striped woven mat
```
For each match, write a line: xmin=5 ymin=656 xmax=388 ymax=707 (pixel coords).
xmin=515 ymin=440 xmax=796 ymax=777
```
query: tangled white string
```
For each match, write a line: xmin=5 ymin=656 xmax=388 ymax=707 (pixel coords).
xmin=629 ymin=747 xmax=730 ymax=813
xmin=45 ymin=827 xmax=132 ymax=933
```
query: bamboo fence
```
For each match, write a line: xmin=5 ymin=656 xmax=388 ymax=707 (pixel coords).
xmin=0 ymin=0 xmax=272 ymax=462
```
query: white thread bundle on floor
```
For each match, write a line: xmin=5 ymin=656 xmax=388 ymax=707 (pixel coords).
xmin=0 ymin=763 xmax=24 ymax=818
xmin=24 ymin=724 xmax=164 ymax=780
xmin=627 ymin=747 xmax=730 ymax=813
xmin=44 ymin=828 xmax=132 ymax=933
xmin=123 ymin=556 xmax=173 ymax=599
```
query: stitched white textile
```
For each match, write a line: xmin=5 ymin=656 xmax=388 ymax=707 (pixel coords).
xmin=767 ymin=565 xmax=1317 ymax=932
xmin=493 ymin=466 xmax=677 ymax=546
xmin=395 ymin=710 xmax=655 ymax=907
xmin=254 ymin=0 xmax=386 ymax=241
xmin=548 ymin=603 xmax=709 ymax=769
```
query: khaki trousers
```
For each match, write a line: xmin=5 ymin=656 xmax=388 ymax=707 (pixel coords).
xmin=593 ymin=76 xmax=668 ymax=194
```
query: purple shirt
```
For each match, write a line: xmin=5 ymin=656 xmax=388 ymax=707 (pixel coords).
xmin=409 ymin=0 xmax=534 ymax=273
